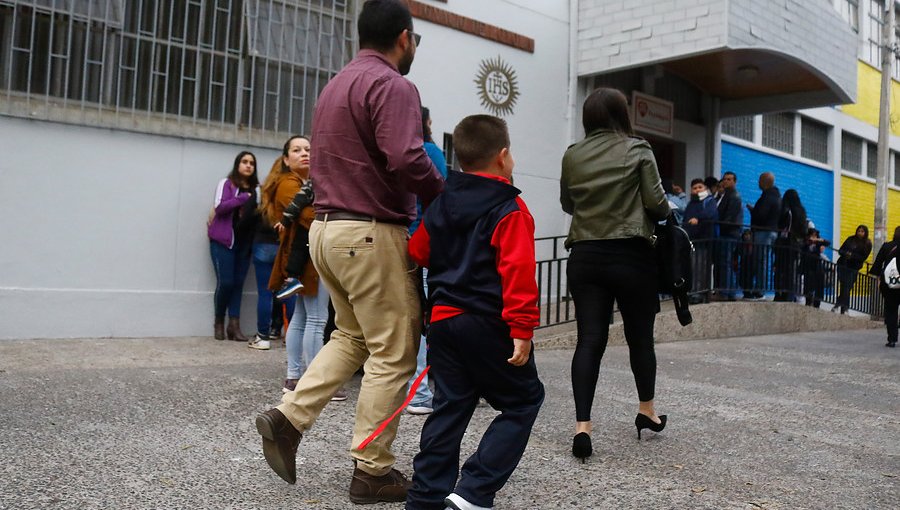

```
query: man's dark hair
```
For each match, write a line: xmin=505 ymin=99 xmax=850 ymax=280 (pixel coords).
xmin=452 ymin=115 xmax=510 ymax=171
xmin=690 ymin=178 xmax=705 ymax=187
xmin=723 ymin=171 xmax=737 ymax=181
xmin=582 ymin=87 xmax=633 ymax=136
xmin=704 ymin=176 xmax=718 ymax=190
xmin=358 ymin=0 xmax=412 ymax=52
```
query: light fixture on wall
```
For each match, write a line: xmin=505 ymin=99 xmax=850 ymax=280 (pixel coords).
xmin=737 ymin=65 xmax=759 ymax=80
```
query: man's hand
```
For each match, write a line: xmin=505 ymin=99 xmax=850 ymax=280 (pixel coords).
xmin=507 ymin=338 xmax=530 ymax=366
xmin=688 ymin=218 xmax=699 ymax=225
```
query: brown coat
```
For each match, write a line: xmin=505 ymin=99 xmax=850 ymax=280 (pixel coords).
xmin=267 ymin=173 xmax=319 ymax=295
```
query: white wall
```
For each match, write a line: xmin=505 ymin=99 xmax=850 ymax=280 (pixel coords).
xmin=407 ymin=0 xmax=572 ymax=239
xmin=0 ymin=0 xmax=575 ymax=339
xmin=0 ymin=116 xmax=281 ymax=339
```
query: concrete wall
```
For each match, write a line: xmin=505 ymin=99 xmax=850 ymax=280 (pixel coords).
xmin=577 ymin=0 xmax=727 ymax=76
xmin=0 ymin=116 xmax=281 ymax=339
xmin=727 ymin=0 xmax=857 ymax=99
xmin=0 ymin=0 xmax=573 ymax=339
xmin=407 ymin=0 xmax=572 ymax=238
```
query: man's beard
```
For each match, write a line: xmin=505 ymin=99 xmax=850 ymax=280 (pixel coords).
xmin=398 ymin=46 xmax=414 ymax=76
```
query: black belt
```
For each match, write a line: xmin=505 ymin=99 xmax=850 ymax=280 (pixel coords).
xmin=315 ymin=212 xmax=407 ymax=226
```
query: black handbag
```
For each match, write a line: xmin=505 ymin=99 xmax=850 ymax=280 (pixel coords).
xmin=654 ymin=214 xmax=694 ymax=326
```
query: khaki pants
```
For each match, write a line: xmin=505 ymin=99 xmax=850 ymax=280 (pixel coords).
xmin=277 ymin=218 xmax=421 ymax=476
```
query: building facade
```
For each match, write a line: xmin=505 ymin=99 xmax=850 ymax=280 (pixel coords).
xmin=0 ymin=0 xmax=868 ymax=339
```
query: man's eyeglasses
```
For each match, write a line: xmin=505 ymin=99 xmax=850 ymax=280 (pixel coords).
xmin=408 ymin=30 xmax=421 ymax=46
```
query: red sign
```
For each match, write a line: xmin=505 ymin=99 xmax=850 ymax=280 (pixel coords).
xmin=632 ymin=91 xmax=674 ymax=138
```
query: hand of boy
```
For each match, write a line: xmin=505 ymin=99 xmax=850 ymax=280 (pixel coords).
xmin=507 ymin=338 xmax=530 ymax=366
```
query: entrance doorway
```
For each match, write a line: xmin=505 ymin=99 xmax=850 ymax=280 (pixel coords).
xmin=645 ymin=136 xmax=686 ymax=189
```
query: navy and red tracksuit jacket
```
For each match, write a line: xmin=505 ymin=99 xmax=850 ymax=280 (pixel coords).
xmin=408 ymin=171 xmax=539 ymax=340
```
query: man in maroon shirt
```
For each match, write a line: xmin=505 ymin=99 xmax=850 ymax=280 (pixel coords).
xmin=254 ymin=0 xmax=443 ymax=504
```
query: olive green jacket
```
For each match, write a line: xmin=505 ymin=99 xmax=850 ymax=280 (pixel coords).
xmin=560 ymin=130 xmax=670 ymax=248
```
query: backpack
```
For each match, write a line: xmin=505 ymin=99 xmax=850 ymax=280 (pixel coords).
xmin=884 ymin=247 xmax=900 ymax=289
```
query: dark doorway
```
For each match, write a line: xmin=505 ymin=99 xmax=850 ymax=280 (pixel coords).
xmin=645 ymin=136 xmax=686 ymax=189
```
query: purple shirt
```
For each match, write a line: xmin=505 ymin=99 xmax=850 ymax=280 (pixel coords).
xmin=310 ymin=50 xmax=443 ymax=224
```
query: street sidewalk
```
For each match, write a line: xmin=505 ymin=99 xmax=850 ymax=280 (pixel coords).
xmin=0 ymin=329 xmax=897 ymax=509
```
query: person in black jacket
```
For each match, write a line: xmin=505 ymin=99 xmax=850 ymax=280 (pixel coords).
xmin=773 ymin=189 xmax=807 ymax=302
xmin=871 ymin=226 xmax=900 ymax=347
xmin=801 ymin=228 xmax=830 ymax=307
xmin=745 ymin=172 xmax=781 ymax=299
xmin=832 ymin=225 xmax=873 ymax=314
xmin=715 ymin=171 xmax=742 ymax=300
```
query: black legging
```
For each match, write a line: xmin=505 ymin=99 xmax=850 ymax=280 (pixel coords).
xmin=883 ymin=284 xmax=900 ymax=344
xmin=568 ymin=239 xmax=659 ymax=422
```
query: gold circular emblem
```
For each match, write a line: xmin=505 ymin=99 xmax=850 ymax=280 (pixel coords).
xmin=474 ymin=56 xmax=519 ymax=117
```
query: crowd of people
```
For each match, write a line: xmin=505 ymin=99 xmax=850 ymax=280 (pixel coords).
xmin=663 ymin=170 xmax=880 ymax=312
xmin=200 ymin=2 xmax=896 ymax=509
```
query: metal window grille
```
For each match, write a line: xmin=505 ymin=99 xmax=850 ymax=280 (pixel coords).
xmin=0 ymin=0 xmax=354 ymax=146
xmin=868 ymin=0 xmax=884 ymax=65
xmin=800 ymin=116 xmax=829 ymax=164
xmin=866 ymin=142 xmax=878 ymax=179
xmin=841 ymin=132 xmax=863 ymax=173
xmin=840 ymin=0 xmax=860 ymax=31
xmin=721 ymin=116 xmax=753 ymax=142
xmin=894 ymin=7 xmax=900 ymax=79
xmin=761 ymin=112 xmax=794 ymax=154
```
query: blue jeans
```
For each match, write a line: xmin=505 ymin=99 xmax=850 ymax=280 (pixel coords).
xmin=285 ymin=281 xmax=330 ymax=379
xmin=210 ymin=241 xmax=251 ymax=319
xmin=253 ymin=242 xmax=295 ymax=336
xmin=715 ymin=236 xmax=740 ymax=298
xmin=752 ymin=231 xmax=777 ymax=295
xmin=409 ymin=268 xmax=433 ymax=407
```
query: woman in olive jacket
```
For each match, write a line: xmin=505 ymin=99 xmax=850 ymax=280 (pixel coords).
xmin=560 ymin=88 xmax=671 ymax=461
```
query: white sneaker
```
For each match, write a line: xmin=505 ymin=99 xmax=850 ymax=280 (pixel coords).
xmin=444 ymin=493 xmax=492 ymax=510
xmin=406 ymin=404 xmax=433 ymax=415
xmin=247 ymin=335 xmax=271 ymax=350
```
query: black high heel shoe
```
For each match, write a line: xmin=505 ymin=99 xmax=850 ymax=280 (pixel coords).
xmin=635 ymin=414 xmax=667 ymax=440
xmin=572 ymin=432 xmax=592 ymax=462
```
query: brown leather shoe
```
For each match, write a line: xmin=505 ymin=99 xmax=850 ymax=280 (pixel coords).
xmin=214 ymin=318 xmax=225 ymax=340
xmin=255 ymin=408 xmax=301 ymax=484
xmin=348 ymin=466 xmax=411 ymax=504
xmin=226 ymin=317 xmax=249 ymax=341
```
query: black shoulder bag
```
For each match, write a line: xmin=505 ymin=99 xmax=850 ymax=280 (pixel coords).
xmin=653 ymin=214 xmax=694 ymax=326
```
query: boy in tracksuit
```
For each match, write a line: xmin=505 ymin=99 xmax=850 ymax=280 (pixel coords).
xmin=405 ymin=115 xmax=545 ymax=510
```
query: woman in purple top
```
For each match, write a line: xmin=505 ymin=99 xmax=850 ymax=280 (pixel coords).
xmin=208 ymin=151 xmax=259 ymax=340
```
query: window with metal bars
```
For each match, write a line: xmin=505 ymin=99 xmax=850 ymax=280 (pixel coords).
xmin=841 ymin=132 xmax=863 ymax=173
xmin=867 ymin=0 xmax=884 ymax=66
xmin=893 ymin=151 xmax=900 ymax=185
xmin=761 ymin=112 xmax=794 ymax=154
xmin=866 ymin=142 xmax=878 ymax=179
xmin=0 ymin=0 xmax=354 ymax=143
xmin=721 ymin=116 xmax=753 ymax=142
xmin=800 ymin=117 xmax=829 ymax=164
xmin=838 ymin=0 xmax=859 ymax=32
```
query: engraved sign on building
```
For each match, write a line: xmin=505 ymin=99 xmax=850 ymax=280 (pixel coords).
xmin=632 ymin=91 xmax=674 ymax=138
xmin=474 ymin=56 xmax=520 ymax=117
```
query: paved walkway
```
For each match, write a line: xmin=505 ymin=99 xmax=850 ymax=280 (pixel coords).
xmin=0 ymin=329 xmax=898 ymax=509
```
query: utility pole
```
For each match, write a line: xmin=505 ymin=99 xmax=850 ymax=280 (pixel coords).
xmin=875 ymin=2 xmax=894 ymax=254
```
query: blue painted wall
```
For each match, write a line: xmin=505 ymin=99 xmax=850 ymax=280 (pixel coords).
xmin=721 ymin=141 xmax=834 ymax=245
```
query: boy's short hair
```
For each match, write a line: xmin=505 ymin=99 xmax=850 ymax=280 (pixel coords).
xmin=690 ymin=178 xmax=705 ymax=187
xmin=452 ymin=115 xmax=510 ymax=171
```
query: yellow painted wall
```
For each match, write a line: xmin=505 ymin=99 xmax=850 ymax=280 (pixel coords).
xmin=840 ymin=175 xmax=900 ymax=261
xmin=840 ymin=61 xmax=900 ymax=136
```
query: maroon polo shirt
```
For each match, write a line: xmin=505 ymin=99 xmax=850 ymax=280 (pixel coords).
xmin=309 ymin=49 xmax=443 ymax=225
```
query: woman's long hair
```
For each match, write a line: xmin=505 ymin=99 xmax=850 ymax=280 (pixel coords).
xmin=421 ymin=106 xmax=433 ymax=143
xmin=582 ymin=87 xmax=634 ymax=136
xmin=781 ymin=189 xmax=807 ymax=239
xmin=228 ymin=151 xmax=259 ymax=188
xmin=259 ymin=135 xmax=308 ymax=226
xmin=854 ymin=224 xmax=873 ymax=249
